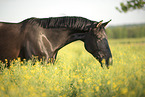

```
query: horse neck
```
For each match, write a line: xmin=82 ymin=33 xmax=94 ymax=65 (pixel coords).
xmin=65 ymin=29 xmax=86 ymax=44
xmin=45 ymin=28 xmax=86 ymax=52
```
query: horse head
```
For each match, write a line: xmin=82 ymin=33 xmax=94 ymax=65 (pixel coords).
xmin=84 ymin=20 xmax=113 ymax=68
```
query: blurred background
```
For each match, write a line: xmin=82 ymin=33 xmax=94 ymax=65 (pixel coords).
xmin=0 ymin=0 xmax=145 ymax=39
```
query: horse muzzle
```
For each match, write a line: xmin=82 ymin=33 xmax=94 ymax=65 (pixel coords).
xmin=100 ymin=57 xmax=113 ymax=69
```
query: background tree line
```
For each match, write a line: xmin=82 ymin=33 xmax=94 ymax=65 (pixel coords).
xmin=106 ymin=24 xmax=145 ymax=39
xmin=109 ymin=0 xmax=145 ymax=39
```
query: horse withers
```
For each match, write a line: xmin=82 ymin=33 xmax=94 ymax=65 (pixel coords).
xmin=0 ymin=16 xmax=112 ymax=68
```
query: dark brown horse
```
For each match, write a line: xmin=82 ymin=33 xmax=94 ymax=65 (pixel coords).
xmin=0 ymin=16 xmax=112 ymax=68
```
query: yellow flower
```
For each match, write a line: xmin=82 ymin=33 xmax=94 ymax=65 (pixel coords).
xmin=24 ymin=75 xmax=31 ymax=80
xmin=99 ymin=83 xmax=102 ymax=86
xmin=20 ymin=61 xmax=23 ymax=64
xmin=30 ymin=70 xmax=35 ymax=74
xmin=5 ymin=59 xmax=8 ymax=63
xmin=42 ymin=93 xmax=47 ymax=97
xmin=121 ymin=88 xmax=128 ymax=94
xmin=35 ymin=61 xmax=40 ymax=65
xmin=101 ymin=59 xmax=106 ymax=64
xmin=95 ymin=86 xmax=99 ymax=92
xmin=78 ymin=79 xmax=83 ymax=83
xmin=1 ymin=86 xmax=5 ymax=91
xmin=107 ymin=81 xmax=111 ymax=85
xmin=129 ymin=90 xmax=136 ymax=97
xmin=113 ymin=83 xmax=117 ymax=89
xmin=17 ymin=57 xmax=21 ymax=61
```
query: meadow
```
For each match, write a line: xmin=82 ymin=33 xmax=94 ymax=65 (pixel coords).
xmin=0 ymin=38 xmax=145 ymax=97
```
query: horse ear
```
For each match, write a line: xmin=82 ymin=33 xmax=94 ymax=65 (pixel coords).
xmin=96 ymin=20 xmax=103 ymax=28
xmin=102 ymin=19 xmax=112 ymax=28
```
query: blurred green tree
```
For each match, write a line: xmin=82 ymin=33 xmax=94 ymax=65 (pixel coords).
xmin=116 ymin=0 xmax=145 ymax=13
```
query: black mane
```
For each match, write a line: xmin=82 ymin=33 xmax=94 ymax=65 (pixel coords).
xmin=26 ymin=16 xmax=98 ymax=31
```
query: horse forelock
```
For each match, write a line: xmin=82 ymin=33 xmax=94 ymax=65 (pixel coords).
xmin=27 ymin=16 xmax=97 ymax=31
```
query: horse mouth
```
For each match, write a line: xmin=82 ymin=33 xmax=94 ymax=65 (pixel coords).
xmin=99 ymin=57 xmax=113 ymax=69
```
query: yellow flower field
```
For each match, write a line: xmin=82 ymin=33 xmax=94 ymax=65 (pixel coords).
xmin=0 ymin=38 xmax=145 ymax=97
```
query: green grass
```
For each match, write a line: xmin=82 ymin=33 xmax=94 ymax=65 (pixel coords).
xmin=0 ymin=38 xmax=145 ymax=97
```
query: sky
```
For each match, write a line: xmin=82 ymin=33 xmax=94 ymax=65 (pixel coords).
xmin=0 ymin=0 xmax=145 ymax=26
